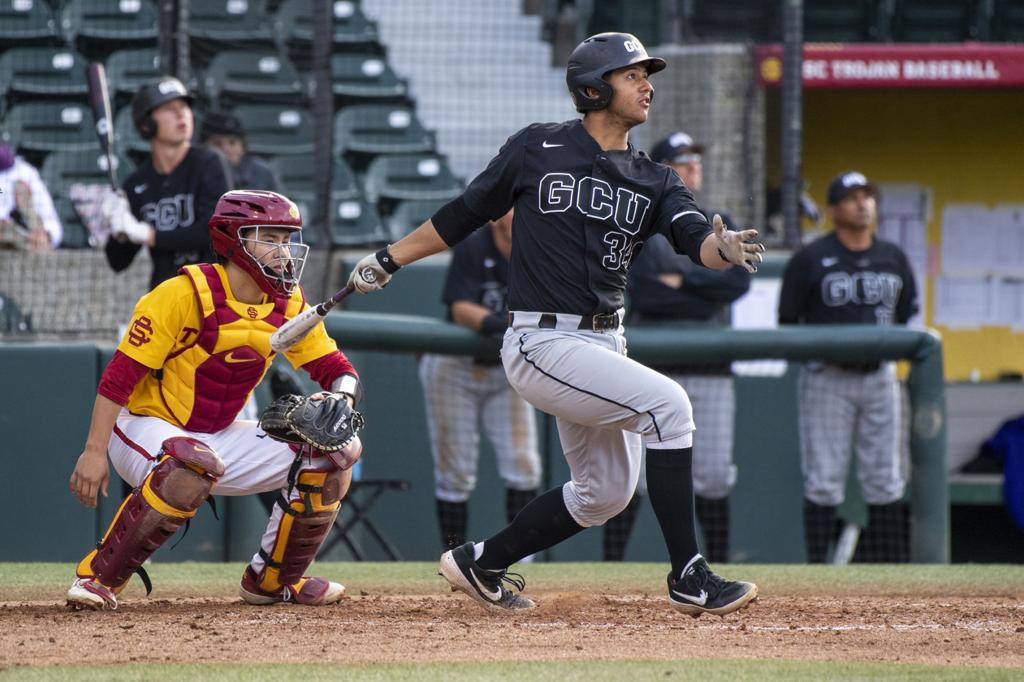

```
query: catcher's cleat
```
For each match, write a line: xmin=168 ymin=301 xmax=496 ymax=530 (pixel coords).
xmin=67 ymin=577 xmax=118 ymax=611
xmin=667 ymin=554 xmax=758 ymax=618
xmin=438 ymin=542 xmax=535 ymax=611
xmin=239 ymin=566 xmax=345 ymax=606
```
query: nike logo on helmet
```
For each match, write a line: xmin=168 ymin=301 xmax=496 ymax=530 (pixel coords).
xmin=542 ymin=140 xmax=563 ymax=148
xmin=224 ymin=351 xmax=258 ymax=364
xmin=670 ymin=588 xmax=708 ymax=606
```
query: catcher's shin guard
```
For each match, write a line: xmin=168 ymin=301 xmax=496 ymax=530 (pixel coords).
xmin=76 ymin=437 xmax=225 ymax=594
xmin=252 ymin=466 xmax=347 ymax=594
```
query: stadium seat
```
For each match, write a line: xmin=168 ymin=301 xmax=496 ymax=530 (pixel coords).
xmin=386 ymin=198 xmax=447 ymax=242
xmin=992 ymin=0 xmax=1024 ymax=41
xmin=363 ymin=152 xmax=462 ymax=205
xmin=268 ymin=154 xmax=360 ymax=200
xmin=187 ymin=0 xmax=275 ymax=68
xmin=891 ymin=0 xmax=976 ymax=42
xmin=804 ymin=1 xmax=882 ymax=42
xmin=202 ymin=51 xmax=306 ymax=108
xmin=290 ymin=196 xmax=388 ymax=249
xmin=0 ymin=0 xmax=59 ymax=48
xmin=3 ymin=101 xmax=97 ymax=157
xmin=274 ymin=0 xmax=380 ymax=58
xmin=53 ymin=197 xmax=93 ymax=249
xmin=104 ymin=48 xmax=162 ymax=104
xmin=330 ymin=53 xmax=408 ymax=103
xmin=41 ymin=149 xmax=131 ymax=200
xmin=334 ymin=104 xmax=434 ymax=156
xmin=0 ymin=47 xmax=89 ymax=101
xmin=60 ymin=0 xmax=159 ymax=59
xmin=686 ymin=0 xmax=780 ymax=42
xmin=231 ymin=105 xmax=314 ymax=156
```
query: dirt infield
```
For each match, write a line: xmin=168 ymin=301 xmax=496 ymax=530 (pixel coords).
xmin=3 ymin=588 xmax=1023 ymax=669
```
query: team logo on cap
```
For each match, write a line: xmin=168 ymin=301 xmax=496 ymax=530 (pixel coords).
xmin=158 ymin=79 xmax=186 ymax=96
xmin=288 ymin=204 xmax=299 ymax=219
xmin=841 ymin=172 xmax=868 ymax=188
xmin=668 ymin=132 xmax=694 ymax=149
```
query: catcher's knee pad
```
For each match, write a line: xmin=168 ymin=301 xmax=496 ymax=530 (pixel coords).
xmin=77 ymin=437 xmax=225 ymax=592
xmin=256 ymin=467 xmax=347 ymax=593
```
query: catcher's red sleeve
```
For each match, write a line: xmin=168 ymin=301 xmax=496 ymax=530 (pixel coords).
xmin=97 ymin=350 xmax=150 ymax=405
xmin=302 ymin=350 xmax=357 ymax=391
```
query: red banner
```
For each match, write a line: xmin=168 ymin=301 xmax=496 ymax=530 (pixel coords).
xmin=756 ymin=44 xmax=1024 ymax=88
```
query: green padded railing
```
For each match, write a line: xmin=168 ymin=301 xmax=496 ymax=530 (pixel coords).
xmin=325 ymin=313 xmax=948 ymax=563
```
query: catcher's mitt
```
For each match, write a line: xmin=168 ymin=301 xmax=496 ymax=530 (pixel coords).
xmin=259 ymin=392 xmax=364 ymax=452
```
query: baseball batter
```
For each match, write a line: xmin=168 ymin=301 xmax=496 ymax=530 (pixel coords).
xmin=67 ymin=190 xmax=363 ymax=610
xmin=420 ymin=209 xmax=541 ymax=550
xmin=779 ymin=171 xmax=918 ymax=563
xmin=347 ymin=33 xmax=762 ymax=616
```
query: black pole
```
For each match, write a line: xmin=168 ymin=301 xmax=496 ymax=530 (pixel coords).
xmin=311 ymin=0 xmax=334 ymax=263
xmin=157 ymin=0 xmax=176 ymax=76
xmin=781 ymin=0 xmax=803 ymax=248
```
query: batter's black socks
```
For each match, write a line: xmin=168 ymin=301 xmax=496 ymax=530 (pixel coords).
xmin=646 ymin=447 xmax=699 ymax=577
xmin=477 ymin=485 xmax=584 ymax=570
xmin=803 ymin=499 xmax=838 ymax=563
xmin=603 ymin=493 xmax=642 ymax=561
xmin=695 ymin=495 xmax=730 ymax=564
xmin=505 ymin=488 xmax=537 ymax=524
xmin=436 ymin=499 xmax=468 ymax=550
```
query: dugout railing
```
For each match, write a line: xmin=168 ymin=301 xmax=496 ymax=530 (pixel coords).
xmin=324 ymin=312 xmax=948 ymax=564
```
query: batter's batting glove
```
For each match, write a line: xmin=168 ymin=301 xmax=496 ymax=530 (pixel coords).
xmin=347 ymin=247 xmax=401 ymax=293
xmin=101 ymin=191 xmax=151 ymax=245
xmin=712 ymin=214 xmax=765 ymax=274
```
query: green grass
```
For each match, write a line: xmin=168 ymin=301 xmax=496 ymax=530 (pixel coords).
xmin=4 ymin=561 xmax=1023 ymax=601
xmin=1 ymin=660 xmax=1021 ymax=682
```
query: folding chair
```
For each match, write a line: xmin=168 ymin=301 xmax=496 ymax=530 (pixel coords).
xmin=320 ymin=471 xmax=410 ymax=561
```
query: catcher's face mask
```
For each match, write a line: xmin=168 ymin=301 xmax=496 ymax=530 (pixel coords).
xmin=238 ymin=225 xmax=309 ymax=296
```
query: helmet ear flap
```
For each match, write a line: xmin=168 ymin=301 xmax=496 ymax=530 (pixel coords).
xmin=138 ymin=115 xmax=156 ymax=140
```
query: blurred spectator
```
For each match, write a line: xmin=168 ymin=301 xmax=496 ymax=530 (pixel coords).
xmin=201 ymin=112 xmax=278 ymax=192
xmin=0 ymin=142 xmax=62 ymax=251
xmin=779 ymin=170 xmax=918 ymax=563
xmin=605 ymin=131 xmax=750 ymax=562
xmin=102 ymin=77 xmax=230 ymax=290
xmin=419 ymin=208 xmax=542 ymax=551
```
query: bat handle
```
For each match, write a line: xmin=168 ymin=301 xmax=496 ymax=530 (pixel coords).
xmin=316 ymin=284 xmax=355 ymax=316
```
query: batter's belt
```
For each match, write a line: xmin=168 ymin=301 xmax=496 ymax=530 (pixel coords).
xmin=508 ymin=310 xmax=622 ymax=332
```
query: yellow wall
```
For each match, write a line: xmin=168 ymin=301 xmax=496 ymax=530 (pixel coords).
xmin=798 ymin=88 xmax=1024 ymax=381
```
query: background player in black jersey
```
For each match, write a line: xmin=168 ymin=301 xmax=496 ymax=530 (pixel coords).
xmin=605 ymin=131 xmax=750 ymax=563
xmin=100 ymin=77 xmax=231 ymax=290
xmin=419 ymin=208 xmax=541 ymax=551
xmin=779 ymin=171 xmax=918 ymax=564
xmin=347 ymin=33 xmax=763 ymax=616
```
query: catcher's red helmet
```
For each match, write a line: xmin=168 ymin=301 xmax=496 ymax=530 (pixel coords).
xmin=208 ymin=190 xmax=308 ymax=298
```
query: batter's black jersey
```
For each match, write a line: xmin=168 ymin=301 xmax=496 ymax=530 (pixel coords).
xmin=106 ymin=147 xmax=230 ymax=290
xmin=442 ymin=225 xmax=509 ymax=319
xmin=458 ymin=119 xmax=713 ymax=315
xmin=778 ymin=231 xmax=918 ymax=326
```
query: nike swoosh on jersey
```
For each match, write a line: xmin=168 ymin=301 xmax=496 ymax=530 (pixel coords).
xmin=470 ymin=569 xmax=502 ymax=601
xmin=541 ymin=141 xmax=564 ymax=148
xmin=670 ymin=588 xmax=708 ymax=606
xmin=224 ymin=351 xmax=258 ymax=364
xmin=821 ymin=257 xmax=839 ymax=267
xmin=134 ymin=184 xmax=147 ymax=194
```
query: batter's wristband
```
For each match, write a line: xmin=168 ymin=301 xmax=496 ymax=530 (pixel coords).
xmin=374 ymin=247 xmax=401 ymax=274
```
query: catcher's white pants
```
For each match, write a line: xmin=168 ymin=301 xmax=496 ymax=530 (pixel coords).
xmin=502 ymin=314 xmax=693 ymax=527
xmin=419 ymin=354 xmax=541 ymax=502
xmin=108 ymin=410 xmax=339 ymax=573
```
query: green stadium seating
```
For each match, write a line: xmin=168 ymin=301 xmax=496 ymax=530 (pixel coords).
xmin=3 ymin=100 xmax=97 ymax=156
xmin=992 ymin=0 xmax=1024 ymax=41
xmin=334 ymin=104 xmax=434 ymax=156
xmin=60 ymin=0 xmax=159 ymax=59
xmin=202 ymin=51 xmax=306 ymax=107
xmin=804 ymin=0 xmax=882 ymax=42
xmin=187 ymin=0 xmax=275 ymax=68
xmin=687 ymin=0 xmax=780 ymax=42
xmin=274 ymin=0 xmax=380 ymax=48
xmin=104 ymin=48 xmax=162 ymax=103
xmin=0 ymin=47 xmax=89 ymax=100
xmin=268 ymin=154 xmax=360 ymax=200
xmin=53 ymin=197 xmax=94 ymax=248
xmin=231 ymin=104 xmax=314 ymax=156
xmin=891 ymin=0 xmax=976 ymax=42
xmin=41 ymin=149 xmax=132 ymax=200
xmin=363 ymin=152 xmax=462 ymax=205
xmin=386 ymin=198 xmax=447 ymax=242
xmin=0 ymin=0 xmax=59 ymax=48
xmin=291 ymin=196 xmax=389 ymax=249
xmin=330 ymin=53 xmax=408 ymax=102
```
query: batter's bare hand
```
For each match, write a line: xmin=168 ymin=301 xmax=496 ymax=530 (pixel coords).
xmin=70 ymin=450 xmax=109 ymax=508
xmin=712 ymin=213 xmax=764 ymax=273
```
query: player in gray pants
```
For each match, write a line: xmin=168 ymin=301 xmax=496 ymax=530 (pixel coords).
xmin=347 ymin=33 xmax=762 ymax=616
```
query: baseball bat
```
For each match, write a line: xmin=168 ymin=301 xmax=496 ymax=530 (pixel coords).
xmin=270 ymin=284 xmax=355 ymax=352
xmin=85 ymin=63 xmax=118 ymax=190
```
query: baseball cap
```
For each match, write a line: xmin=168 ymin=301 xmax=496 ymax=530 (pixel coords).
xmin=650 ymin=131 xmax=705 ymax=164
xmin=826 ymin=171 xmax=878 ymax=205
xmin=201 ymin=111 xmax=245 ymax=141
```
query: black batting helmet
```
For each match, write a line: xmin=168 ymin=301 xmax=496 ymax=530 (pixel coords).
xmin=131 ymin=76 xmax=194 ymax=140
xmin=566 ymin=33 xmax=666 ymax=113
